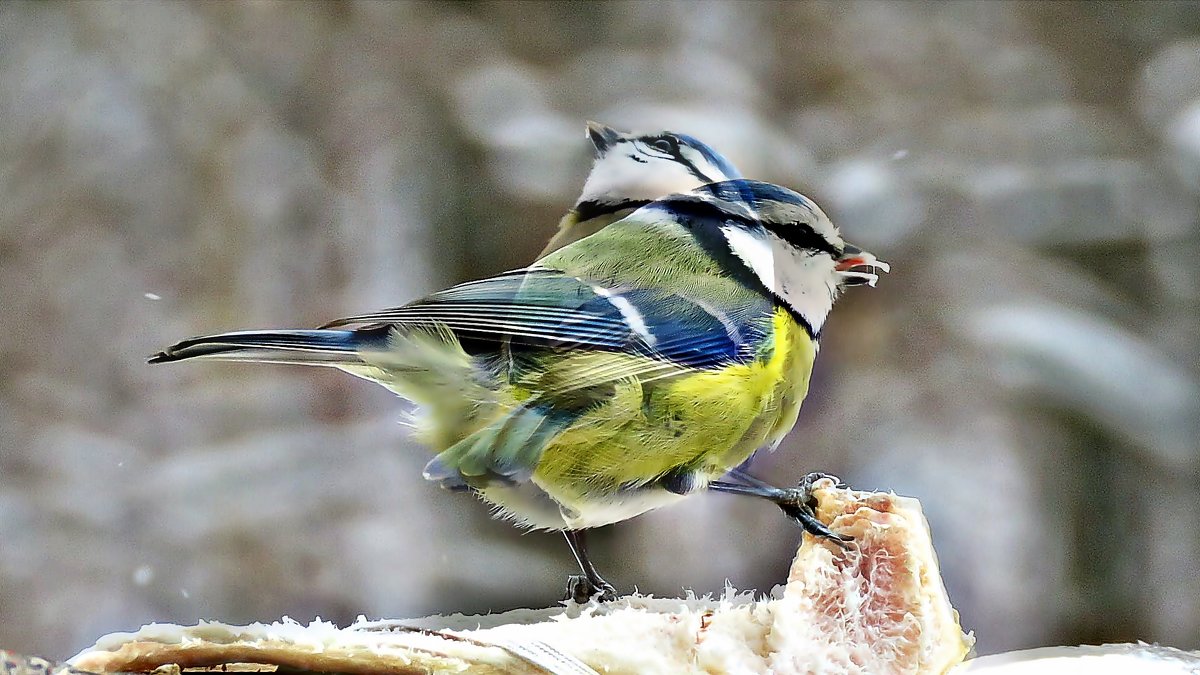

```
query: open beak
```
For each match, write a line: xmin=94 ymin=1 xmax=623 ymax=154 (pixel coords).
xmin=585 ymin=120 xmax=622 ymax=158
xmin=835 ymin=243 xmax=890 ymax=287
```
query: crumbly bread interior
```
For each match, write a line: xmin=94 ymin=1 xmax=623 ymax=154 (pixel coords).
xmin=67 ymin=480 xmax=974 ymax=675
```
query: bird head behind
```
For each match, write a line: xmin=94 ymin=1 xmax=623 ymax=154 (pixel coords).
xmin=573 ymin=121 xmax=741 ymax=218
xmin=651 ymin=179 xmax=888 ymax=338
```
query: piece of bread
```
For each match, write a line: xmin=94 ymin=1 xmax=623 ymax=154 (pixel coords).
xmin=66 ymin=480 xmax=973 ymax=674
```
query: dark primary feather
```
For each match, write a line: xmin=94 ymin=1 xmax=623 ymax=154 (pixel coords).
xmin=148 ymin=329 xmax=384 ymax=364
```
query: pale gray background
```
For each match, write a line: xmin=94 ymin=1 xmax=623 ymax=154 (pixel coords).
xmin=2 ymin=0 xmax=1199 ymax=659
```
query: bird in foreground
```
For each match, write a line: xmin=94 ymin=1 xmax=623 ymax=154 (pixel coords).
xmin=543 ymin=124 xmax=848 ymax=570
xmin=539 ymin=121 xmax=742 ymax=257
xmin=150 ymin=178 xmax=888 ymax=601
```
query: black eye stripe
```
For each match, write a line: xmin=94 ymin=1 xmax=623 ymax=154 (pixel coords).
xmin=766 ymin=221 xmax=841 ymax=257
xmin=638 ymin=135 xmax=679 ymax=154
xmin=642 ymin=135 xmax=712 ymax=181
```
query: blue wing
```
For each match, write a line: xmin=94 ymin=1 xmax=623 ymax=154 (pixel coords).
xmin=323 ymin=267 xmax=773 ymax=369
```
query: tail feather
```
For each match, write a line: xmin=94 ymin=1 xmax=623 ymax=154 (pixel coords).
xmin=148 ymin=329 xmax=384 ymax=365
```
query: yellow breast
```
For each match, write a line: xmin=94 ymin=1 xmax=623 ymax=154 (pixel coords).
xmin=535 ymin=308 xmax=818 ymax=497
xmin=666 ymin=308 xmax=817 ymax=464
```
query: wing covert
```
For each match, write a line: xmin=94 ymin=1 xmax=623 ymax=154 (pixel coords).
xmin=322 ymin=267 xmax=773 ymax=370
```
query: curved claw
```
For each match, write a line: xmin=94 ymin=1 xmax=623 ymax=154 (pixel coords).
xmin=799 ymin=471 xmax=847 ymax=492
xmin=778 ymin=501 xmax=853 ymax=549
xmin=775 ymin=472 xmax=854 ymax=549
xmin=566 ymin=574 xmax=618 ymax=604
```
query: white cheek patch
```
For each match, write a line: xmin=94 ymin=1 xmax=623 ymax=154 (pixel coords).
xmin=721 ymin=225 xmax=775 ymax=288
xmin=770 ymin=235 xmax=838 ymax=334
xmin=720 ymin=226 xmax=838 ymax=335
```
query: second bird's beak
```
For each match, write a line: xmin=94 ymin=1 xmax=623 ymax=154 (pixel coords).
xmin=835 ymin=243 xmax=890 ymax=287
xmin=586 ymin=120 xmax=622 ymax=158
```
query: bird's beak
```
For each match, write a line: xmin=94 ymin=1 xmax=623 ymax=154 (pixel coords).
xmin=586 ymin=120 xmax=621 ymax=158
xmin=835 ymin=243 xmax=890 ymax=287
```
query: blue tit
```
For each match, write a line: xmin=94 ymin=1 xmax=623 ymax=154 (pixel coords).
xmin=539 ymin=121 xmax=741 ymax=257
xmin=548 ymin=124 xmax=813 ymax=550
xmin=150 ymin=179 xmax=887 ymax=601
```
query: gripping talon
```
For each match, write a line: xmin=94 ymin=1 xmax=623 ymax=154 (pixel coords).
xmin=566 ymin=574 xmax=617 ymax=604
xmin=779 ymin=501 xmax=853 ymax=549
xmin=777 ymin=472 xmax=853 ymax=549
xmin=707 ymin=470 xmax=852 ymax=547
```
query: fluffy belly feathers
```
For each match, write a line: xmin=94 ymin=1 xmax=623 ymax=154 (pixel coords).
xmin=518 ymin=309 xmax=817 ymax=529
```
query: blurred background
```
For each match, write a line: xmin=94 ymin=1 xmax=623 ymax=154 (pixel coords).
xmin=2 ymin=0 xmax=1198 ymax=660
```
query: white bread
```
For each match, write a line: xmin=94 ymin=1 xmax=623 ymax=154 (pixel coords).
xmin=68 ymin=480 xmax=974 ymax=674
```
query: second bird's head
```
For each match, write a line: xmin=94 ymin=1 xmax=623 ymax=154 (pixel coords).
xmin=573 ymin=121 xmax=741 ymax=218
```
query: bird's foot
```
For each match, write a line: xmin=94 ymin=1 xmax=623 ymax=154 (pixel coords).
xmin=565 ymin=574 xmax=618 ymax=604
xmin=775 ymin=472 xmax=853 ymax=549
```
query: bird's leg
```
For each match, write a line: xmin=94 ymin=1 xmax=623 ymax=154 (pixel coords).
xmin=562 ymin=529 xmax=618 ymax=603
xmin=708 ymin=470 xmax=852 ymax=548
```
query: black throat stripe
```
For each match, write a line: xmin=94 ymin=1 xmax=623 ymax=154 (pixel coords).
xmin=667 ymin=147 xmax=709 ymax=182
xmin=572 ymin=198 xmax=652 ymax=223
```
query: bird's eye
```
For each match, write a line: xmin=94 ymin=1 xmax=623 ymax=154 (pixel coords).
xmin=649 ymin=138 xmax=674 ymax=153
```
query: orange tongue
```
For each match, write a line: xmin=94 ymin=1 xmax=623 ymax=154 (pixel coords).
xmin=835 ymin=256 xmax=870 ymax=272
